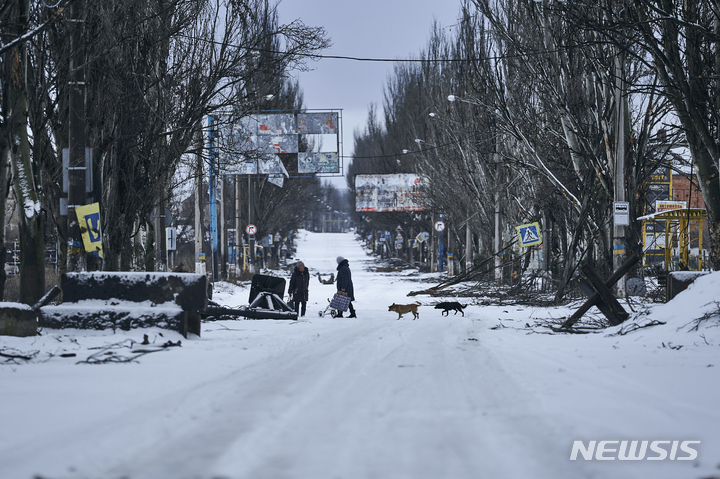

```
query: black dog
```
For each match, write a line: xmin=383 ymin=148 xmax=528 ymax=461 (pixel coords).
xmin=434 ymin=302 xmax=468 ymax=317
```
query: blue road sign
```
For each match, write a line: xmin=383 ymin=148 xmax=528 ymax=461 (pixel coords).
xmin=516 ymin=222 xmax=543 ymax=247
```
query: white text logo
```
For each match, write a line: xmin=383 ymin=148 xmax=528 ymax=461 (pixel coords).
xmin=570 ymin=440 xmax=700 ymax=461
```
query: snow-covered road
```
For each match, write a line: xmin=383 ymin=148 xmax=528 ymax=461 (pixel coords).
xmin=1 ymin=230 xmax=718 ymax=479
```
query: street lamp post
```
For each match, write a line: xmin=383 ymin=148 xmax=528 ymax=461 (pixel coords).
xmin=246 ymin=94 xmax=276 ymax=274
xmin=429 ymin=112 xmax=475 ymax=274
xmin=208 ymin=115 xmax=220 ymax=282
xmin=404 ymin=139 xmax=444 ymax=272
xmin=613 ymin=54 xmax=627 ymax=298
xmin=448 ymin=94 xmax=503 ymax=284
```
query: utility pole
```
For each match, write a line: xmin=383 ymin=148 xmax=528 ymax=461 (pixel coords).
xmin=219 ymin=175 xmax=225 ymax=279
xmin=465 ymin=218 xmax=473 ymax=273
xmin=613 ymin=51 xmax=627 ymax=298
xmin=208 ymin=116 xmax=219 ymax=282
xmin=194 ymin=129 xmax=205 ymax=275
xmin=431 ymin=212 xmax=437 ymax=272
xmin=438 ymin=213 xmax=444 ymax=272
xmin=493 ymin=123 xmax=503 ymax=284
xmin=235 ymin=176 xmax=242 ymax=275
xmin=67 ymin=0 xmax=87 ymax=272
xmin=248 ymin=175 xmax=254 ymax=273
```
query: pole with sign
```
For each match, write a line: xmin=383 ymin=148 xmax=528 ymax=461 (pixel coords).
xmin=208 ymin=115 xmax=219 ymax=282
xmin=435 ymin=216 xmax=445 ymax=272
xmin=516 ymin=222 xmax=543 ymax=248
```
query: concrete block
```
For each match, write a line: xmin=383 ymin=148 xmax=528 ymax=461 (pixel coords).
xmin=61 ymin=272 xmax=208 ymax=311
xmin=0 ymin=303 xmax=38 ymax=337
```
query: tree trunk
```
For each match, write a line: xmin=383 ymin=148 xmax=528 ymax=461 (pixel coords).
xmin=555 ymin=176 xmax=595 ymax=303
xmin=0 ymin=142 xmax=9 ymax=301
xmin=8 ymin=0 xmax=45 ymax=304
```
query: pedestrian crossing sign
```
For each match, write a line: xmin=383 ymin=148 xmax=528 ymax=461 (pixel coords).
xmin=516 ymin=222 xmax=542 ymax=248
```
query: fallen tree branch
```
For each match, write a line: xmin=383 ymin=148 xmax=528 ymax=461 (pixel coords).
xmin=78 ymin=337 xmax=181 ymax=364
xmin=408 ymin=239 xmax=518 ymax=296
xmin=683 ymin=301 xmax=720 ymax=332
xmin=0 ymin=349 xmax=38 ymax=362
xmin=610 ymin=319 xmax=666 ymax=336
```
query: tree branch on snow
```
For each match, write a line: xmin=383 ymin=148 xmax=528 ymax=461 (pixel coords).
xmin=77 ymin=337 xmax=181 ymax=364
xmin=610 ymin=319 xmax=667 ymax=336
xmin=682 ymin=302 xmax=720 ymax=332
xmin=0 ymin=348 xmax=38 ymax=362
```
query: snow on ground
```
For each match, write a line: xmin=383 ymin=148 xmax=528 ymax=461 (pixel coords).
xmin=1 ymin=229 xmax=719 ymax=479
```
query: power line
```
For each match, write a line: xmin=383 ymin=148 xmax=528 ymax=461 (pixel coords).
xmin=350 ymin=141 xmax=454 ymax=160
xmin=176 ymin=33 xmax=579 ymax=64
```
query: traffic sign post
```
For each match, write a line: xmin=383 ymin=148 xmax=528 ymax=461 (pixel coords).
xmin=245 ymin=224 xmax=257 ymax=272
xmin=436 ymin=215 xmax=444 ymax=272
xmin=516 ymin=222 xmax=543 ymax=248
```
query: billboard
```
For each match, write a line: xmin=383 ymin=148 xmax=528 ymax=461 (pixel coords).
xmin=355 ymin=174 xmax=430 ymax=212
xmin=256 ymin=113 xmax=297 ymax=135
xmin=299 ymin=152 xmax=339 ymax=173
xmin=297 ymin=112 xmax=338 ymax=134
xmin=213 ymin=112 xmax=340 ymax=174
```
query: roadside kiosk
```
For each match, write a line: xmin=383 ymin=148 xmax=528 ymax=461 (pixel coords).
xmin=639 ymin=208 xmax=708 ymax=271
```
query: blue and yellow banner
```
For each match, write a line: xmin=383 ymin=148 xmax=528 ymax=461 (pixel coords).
xmin=75 ymin=202 xmax=103 ymax=258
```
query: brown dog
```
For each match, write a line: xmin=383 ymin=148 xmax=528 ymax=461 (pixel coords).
xmin=388 ymin=301 xmax=421 ymax=320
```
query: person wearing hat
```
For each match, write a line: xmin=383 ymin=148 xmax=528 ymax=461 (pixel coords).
xmin=289 ymin=260 xmax=310 ymax=316
xmin=335 ymin=256 xmax=356 ymax=318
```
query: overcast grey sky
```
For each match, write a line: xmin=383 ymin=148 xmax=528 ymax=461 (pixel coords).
xmin=278 ymin=1 xmax=462 ymax=188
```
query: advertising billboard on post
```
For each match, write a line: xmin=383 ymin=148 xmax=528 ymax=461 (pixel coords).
xmin=214 ymin=111 xmax=341 ymax=175
xmin=355 ymin=174 xmax=430 ymax=212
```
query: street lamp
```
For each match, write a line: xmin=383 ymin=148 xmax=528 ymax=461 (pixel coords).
xmin=415 ymin=138 xmax=436 ymax=148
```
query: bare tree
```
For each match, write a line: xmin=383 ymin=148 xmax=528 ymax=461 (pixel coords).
xmin=37 ymin=0 xmax=330 ymax=271
xmin=1 ymin=0 xmax=46 ymax=304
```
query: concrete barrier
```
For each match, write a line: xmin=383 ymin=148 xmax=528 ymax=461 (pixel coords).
xmin=40 ymin=272 xmax=208 ymax=338
xmin=0 ymin=303 xmax=37 ymax=337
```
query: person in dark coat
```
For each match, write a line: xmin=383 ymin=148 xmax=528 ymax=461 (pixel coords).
xmin=335 ymin=256 xmax=356 ymax=318
xmin=289 ymin=261 xmax=310 ymax=316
